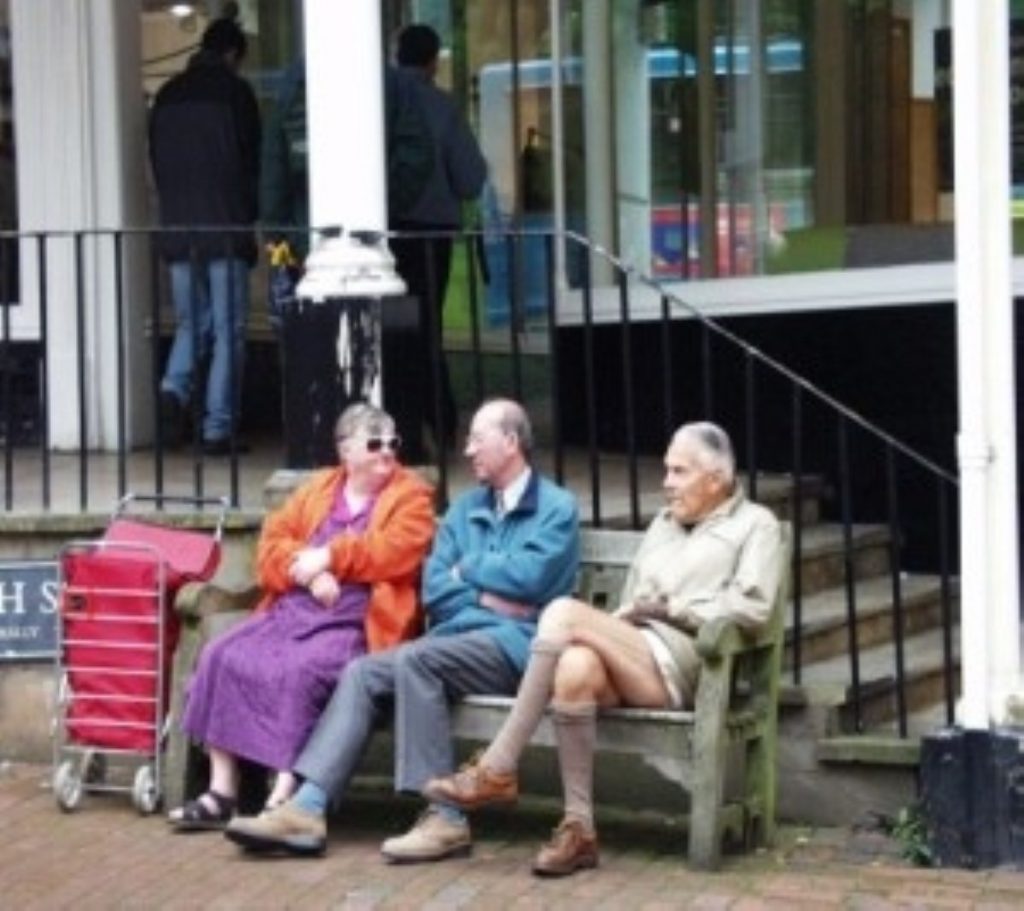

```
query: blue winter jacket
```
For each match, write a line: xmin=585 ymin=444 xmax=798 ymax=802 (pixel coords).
xmin=422 ymin=472 xmax=579 ymax=673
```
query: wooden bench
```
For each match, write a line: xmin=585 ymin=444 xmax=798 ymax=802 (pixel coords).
xmin=163 ymin=524 xmax=790 ymax=869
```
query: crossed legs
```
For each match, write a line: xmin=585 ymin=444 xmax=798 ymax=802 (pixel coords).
xmin=426 ymin=598 xmax=670 ymax=820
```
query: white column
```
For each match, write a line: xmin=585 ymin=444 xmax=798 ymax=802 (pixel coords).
xmin=10 ymin=0 xmax=151 ymax=450
xmin=305 ymin=0 xmax=383 ymax=232
xmin=582 ymin=0 xmax=615 ymax=284
xmin=298 ymin=0 xmax=402 ymax=305
xmin=696 ymin=0 xmax=718 ymax=277
xmin=611 ymin=0 xmax=651 ymax=276
xmin=738 ymin=0 xmax=767 ymax=273
xmin=953 ymin=0 xmax=1021 ymax=727
xmin=548 ymin=0 xmax=568 ymax=297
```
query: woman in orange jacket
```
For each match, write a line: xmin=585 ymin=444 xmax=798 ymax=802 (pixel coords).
xmin=169 ymin=404 xmax=435 ymax=831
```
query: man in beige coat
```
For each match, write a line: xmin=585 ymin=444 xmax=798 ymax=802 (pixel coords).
xmin=423 ymin=421 xmax=783 ymax=877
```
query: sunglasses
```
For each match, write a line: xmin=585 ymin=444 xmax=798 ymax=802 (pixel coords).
xmin=363 ymin=435 xmax=402 ymax=453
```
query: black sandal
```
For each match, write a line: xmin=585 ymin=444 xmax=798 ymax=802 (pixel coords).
xmin=167 ymin=791 xmax=236 ymax=832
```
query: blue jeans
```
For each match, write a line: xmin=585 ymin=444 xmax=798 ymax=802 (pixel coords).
xmin=161 ymin=259 xmax=249 ymax=441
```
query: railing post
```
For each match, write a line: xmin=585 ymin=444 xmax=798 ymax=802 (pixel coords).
xmin=744 ymin=350 xmax=758 ymax=500
xmin=837 ymin=415 xmax=862 ymax=732
xmin=790 ymin=384 xmax=804 ymax=684
xmin=581 ymin=245 xmax=601 ymax=527
xmin=2 ymin=233 xmax=11 ymax=510
xmin=616 ymin=265 xmax=640 ymax=529
xmin=36 ymin=234 xmax=50 ymax=511
xmin=113 ymin=231 xmax=127 ymax=500
xmin=886 ymin=446 xmax=907 ymax=737
xmin=74 ymin=232 xmax=88 ymax=511
xmin=545 ymin=233 xmax=564 ymax=484
xmin=659 ymin=293 xmax=674 ymax=442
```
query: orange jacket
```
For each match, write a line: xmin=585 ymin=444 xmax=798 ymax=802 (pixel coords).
xmin=255 ymin=466 xmax=435 ymax=651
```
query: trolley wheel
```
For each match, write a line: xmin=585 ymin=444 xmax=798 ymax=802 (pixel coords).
xmin=53 ymin=760 xmax=83 ymax=813
xmin=132 ymin=764 xmax=160 ymax=815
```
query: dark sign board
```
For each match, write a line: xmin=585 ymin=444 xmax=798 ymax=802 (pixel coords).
xmin=0 ymin=561 xmax=59 ymax=660
xmin=935 ymin=21 xmax=1024 ymax=191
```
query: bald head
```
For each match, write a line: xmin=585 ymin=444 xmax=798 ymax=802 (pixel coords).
xmin=465 ymin=398 xmax=532 ymax=489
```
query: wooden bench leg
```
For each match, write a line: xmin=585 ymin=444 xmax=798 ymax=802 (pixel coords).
xmin=744 ymin=644 xmax=782 ymax=850
xmin=162 ymin=628 xmax=201 ymax=811
xmin=688 ymin=659 xmax=732 ymax=869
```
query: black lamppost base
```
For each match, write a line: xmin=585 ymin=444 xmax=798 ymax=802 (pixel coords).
xmin=920 ymin=726 xmax=1024 ymax=869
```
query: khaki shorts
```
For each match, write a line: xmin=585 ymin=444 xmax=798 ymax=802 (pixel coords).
xmin=640 ymin=627 xmax=685 ymax=709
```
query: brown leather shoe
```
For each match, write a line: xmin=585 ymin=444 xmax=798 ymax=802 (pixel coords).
xmin=422 ymin=757 xmax=518 ymax=810
xmin=531 ymin=818 xmax=599 ymax=877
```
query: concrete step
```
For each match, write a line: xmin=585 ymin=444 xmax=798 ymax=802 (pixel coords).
xmin=788 ymin=626 xmax=960 ymax=734
xmin=795 ymin=522 xmax=892 ymax=597
xmin=784 ymin=573 xmax=960 ymax=668
xmin=588 ymin=468 xmax=825 ymax=529
xmin=815 ymin=704 xmax=958 ymax=766
xmin=749 ymin=473 xmax=826 ymax=526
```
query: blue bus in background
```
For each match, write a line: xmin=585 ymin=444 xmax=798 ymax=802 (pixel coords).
xmin=476 ymin=39 xmax=808 ymax=325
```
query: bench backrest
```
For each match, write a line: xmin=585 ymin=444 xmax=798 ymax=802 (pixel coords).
xmin=576 ymin=527 xmax=645 ymax=610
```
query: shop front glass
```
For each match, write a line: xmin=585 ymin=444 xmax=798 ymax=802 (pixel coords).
xmin=143 ymin=1 xmax=1024 ymax=297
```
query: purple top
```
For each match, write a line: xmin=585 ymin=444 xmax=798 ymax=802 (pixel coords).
xmin=273 ymin=483 xmax=377 ymax=640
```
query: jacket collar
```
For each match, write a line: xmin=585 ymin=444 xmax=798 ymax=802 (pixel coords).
xmin=473 ymin=469 xmax=540 ymax=521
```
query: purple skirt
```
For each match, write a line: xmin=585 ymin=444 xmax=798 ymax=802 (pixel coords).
xmin=181 ymin=592 xmax=368 ymax=771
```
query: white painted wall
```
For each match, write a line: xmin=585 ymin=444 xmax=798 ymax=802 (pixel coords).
xmin=11 ymin=0 xmax=151 ymax=449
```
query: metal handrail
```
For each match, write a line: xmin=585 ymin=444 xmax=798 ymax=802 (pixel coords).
xmin=0 ymin=223 xmax=960 ymax=739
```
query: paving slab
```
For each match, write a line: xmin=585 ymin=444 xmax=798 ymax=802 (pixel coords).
xmin=1 ymin=762 xmax=1021 ymax=909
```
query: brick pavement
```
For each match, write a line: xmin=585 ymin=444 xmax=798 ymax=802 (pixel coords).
xmin=2 ymin=762 xmax=1023 ymax=910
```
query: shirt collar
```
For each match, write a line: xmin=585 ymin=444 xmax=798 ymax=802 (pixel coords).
xmin=496 ymin=467 xmax=532 ymax=515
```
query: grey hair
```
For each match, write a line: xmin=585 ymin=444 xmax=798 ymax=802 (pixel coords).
xmin=484 ymin=397 xmax=534 ymax=458
xmin=674 ymin=421 xmax=735 ymax=483
xmin=334 ymin=403 xmax=396 ymax=441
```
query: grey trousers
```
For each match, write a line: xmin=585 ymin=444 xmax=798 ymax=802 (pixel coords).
xmin=294 ymin=631 xmax=520 ymax=798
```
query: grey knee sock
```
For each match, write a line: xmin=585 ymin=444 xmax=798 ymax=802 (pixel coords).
xmin=552 ymin=701 xmax=597 ymax=832
xmin=481 ymin=636 xmax=567 ymax=774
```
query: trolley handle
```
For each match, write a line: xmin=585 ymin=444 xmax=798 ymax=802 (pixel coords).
xmin=113 ymin=493 xmax=231 ymax=542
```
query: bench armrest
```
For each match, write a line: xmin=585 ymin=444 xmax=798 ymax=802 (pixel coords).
xmin=175 ymin=580 xmax=262 ymax=623
xmin=695 ymin=616 xmax=774 ymax=660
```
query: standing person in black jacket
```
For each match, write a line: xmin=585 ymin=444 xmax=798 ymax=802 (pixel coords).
xmin=387 ymin=24 xmax=487 ymax=463
xmin=150 ymin=15 xmax=260 ymax=455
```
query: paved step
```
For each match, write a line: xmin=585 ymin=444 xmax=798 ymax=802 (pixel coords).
xmin=795 ymin=522 xmax=892 ymax=597
xmin=577 ymin=463 xmax=825 ymax=529
xmin=793 ymin=626 xmax=960 ymax=733
xmin=749 ymin=473 xmax=825 ymax=526
xmin=784 ymin=573 xmax=960 ymax=668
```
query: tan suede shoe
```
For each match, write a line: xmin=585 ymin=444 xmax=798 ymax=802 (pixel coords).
xmin=531 ymin=818 xmax=599 ymax=877
xmin=380 ymin=807 xmax=472 ymax=864
xmin=422 ymin=758 xmax=518 ymax=810
xmin=223 ymin=802 xmax=327 ymax=857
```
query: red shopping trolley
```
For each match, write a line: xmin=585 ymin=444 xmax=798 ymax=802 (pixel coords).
xmin=52 ymin=493 xmax=227 ymax=814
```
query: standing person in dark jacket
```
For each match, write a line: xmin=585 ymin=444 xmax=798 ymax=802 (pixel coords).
xmin=149 ymin=15 xmax=260 ymax=455
xmin=387 ymin=24 xmax=487 ymax=464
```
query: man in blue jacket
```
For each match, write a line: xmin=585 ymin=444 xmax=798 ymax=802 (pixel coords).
xmin=226 ymin=398 xmax=579 ymax=862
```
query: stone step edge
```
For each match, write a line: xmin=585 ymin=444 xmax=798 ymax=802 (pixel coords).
xmin=814 ymin=734 xmax=922 ymax=767
xmin=784 ymin=576 xmax=960 ymax=645
xmin=779 ymin=659 xmax=960 ymax=711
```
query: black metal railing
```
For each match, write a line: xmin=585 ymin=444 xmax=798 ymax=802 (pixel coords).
xmin=0 ymin=224 xmax=960 ymax=738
